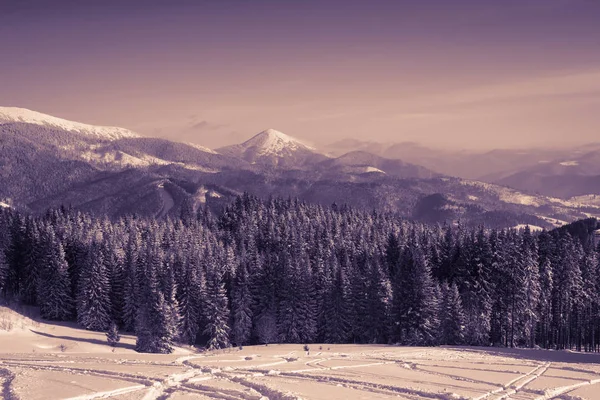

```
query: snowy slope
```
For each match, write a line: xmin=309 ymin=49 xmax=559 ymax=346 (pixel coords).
xmin=247 ymin=128 xmax=316 ymax=155
xmin=0 ymin=107 xmax=139 ymax=140
xmin=231 ymin=128 xmax=316 ymax=156
xmin=217 ymin=128 xmax=326 ymax=167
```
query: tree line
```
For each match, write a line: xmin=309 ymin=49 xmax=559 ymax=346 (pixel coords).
xmin=0 ymin=194 xmax=599 ymax=353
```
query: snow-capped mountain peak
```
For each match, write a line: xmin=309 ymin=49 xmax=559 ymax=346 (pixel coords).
xmin=245 ymin=128 xmax=316 ymax=156
xmin=216 ymin=128 xmax=325 ymax=167
xmin=0 ymin=106 xmax=139 ymax=140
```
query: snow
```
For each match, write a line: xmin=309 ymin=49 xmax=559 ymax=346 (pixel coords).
xmin=364 ymin=166 xmax=386 ymax=174
xmin=459 ymin=180 xmax=542 ymax=206
xmin=569 ymin=194 xmax=600 ymax=207
xmin=537 ymin=215 xmax=567 ymax=227
xmin=0 ymin=106 xmax=139 ymax=140
xmin=513 ymin=224 xmax=544 ymax=232
xmin=185 ymin=142 xmax=218 ymax=154
xmin=79 ymin=150 xmax=168 ymax=167
xmin=244 ymin=128 xmax=316 ymax=156
xmin=3 ymin=312 xmax=600 ymax=400
xmin=559 ymin=161 xmax=579 ymax=166
xmin=459 ymin=180 xmax=600 ymax=216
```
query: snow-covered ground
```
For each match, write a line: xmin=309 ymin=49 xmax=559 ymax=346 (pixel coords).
xmin=2 ymin=307 xmax=600 ymax=399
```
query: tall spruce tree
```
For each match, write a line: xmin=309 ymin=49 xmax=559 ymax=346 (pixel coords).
xmin=177 ymin=255 xmax=203 ymax=345
xmin=0 ymin=247 xmax=8 ymax=296
xmin=135 ymin=244 xmax=177 ymax=353
xmin=440 ymin=281 xmax=465 ymax=345
xmin=231 ymin=258 xmax=253 ymax=346
xmin=203 ymin=263 xmax=231 ymax=350
xmin=77 ymin=242 xmax=112 ymax=331
xmin=37 ymin=227 xmax=73 ymax=320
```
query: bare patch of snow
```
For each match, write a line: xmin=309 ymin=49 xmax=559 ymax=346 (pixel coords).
xmin=364 ymin=166 xmax=386 ymax=174
xmin=559 ymin=161 xmax=579 ymax=166
xmin=513 ymin=224 xmax=544 ymax=232
xmin=185 ymin=142 xmax=218 ymax=154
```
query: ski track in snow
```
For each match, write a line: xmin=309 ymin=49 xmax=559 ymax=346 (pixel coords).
xmin=534 ymin=377 xmax=600 ymax=400
xmin=474 ymin=362 xmax=550 ymax=400
xmin=63 ymin=384 xmax=147 ymax=400
xmin=3 ymin=347 xmax=600 ymax=399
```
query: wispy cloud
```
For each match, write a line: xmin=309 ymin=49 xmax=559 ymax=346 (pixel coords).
xmin=432 ymin=69 xmax=600 ymax=107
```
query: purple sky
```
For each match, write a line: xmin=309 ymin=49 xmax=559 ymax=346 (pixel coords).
xmin=1 ymin=0 xmax=600 ymax=149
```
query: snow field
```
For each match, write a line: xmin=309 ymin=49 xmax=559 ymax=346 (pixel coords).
xmin=2 ymin=329 xmax=600 ymax=400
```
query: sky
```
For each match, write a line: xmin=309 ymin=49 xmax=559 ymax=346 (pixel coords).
xmin=1 ymin=0 xmax=600 ymax=150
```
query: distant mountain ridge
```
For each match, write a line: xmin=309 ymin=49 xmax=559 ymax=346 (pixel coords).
xmin=0 ymin=106 xmax=139 ymax=140
xmin=1 ymin=107 xmax=600 ymax=229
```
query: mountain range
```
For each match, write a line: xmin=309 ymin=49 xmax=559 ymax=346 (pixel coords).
xmin=1 ymin=106 xmax=599 ymax=229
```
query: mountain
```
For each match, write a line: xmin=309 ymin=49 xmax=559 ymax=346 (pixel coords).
xmin=2 ymin=107 xmax=600 ymax=228
xmin=0 ymin=106 xmax=138 ymax=140
xmin=487 ymin=146 xmax=600 ymax=198
xmin=316 ymin=151 xmax=438 ymax=179
xmin=323 ymin=139 xmax=568 ymax=180
xmin=217 ymin=128 xmax=328 ymax=168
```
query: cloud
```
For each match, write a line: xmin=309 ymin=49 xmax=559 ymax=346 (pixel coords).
xmin=434 ymin=69 xmax=600 ymax=107
xmin=188 ymin=120 xmax=228 ymax=131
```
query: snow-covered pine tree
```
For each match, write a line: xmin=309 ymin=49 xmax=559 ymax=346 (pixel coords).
xmin=21 ymin=218 xmax=42 ymax=305
xmin=160 ymin=252 xmax=181 ymax=334
xmin=518 ymin=226 xmax=541 ymax=348
xmin=203 ymin=260 xmax=231 ymax=350
xmin=440 ymin=281 xmax=465 ymax=345
xmin=4 ymin=214 xmax=27 ymax=299
xmin=231 ymin=258 xmax=253 ymax=346
xmin=37 ymin=226 xmax=73 ymax=320
xmin=106 ymin=321 xmax=121 ymax=346
xmin=103 ymin=239 xmax=125 ymax=328
xmin=0 ymin=245 xmax=8 ymax=296
xmin=460 ymin=228 xmax=493 ymax=346
xmin=177 ymin=254 xmax=203 ymax=345
xmin=322 ymin=256 xmax=352 ymax=343
xmin=579 ymin=248 xmax=598 ymax=352
xmin=122 ymin=232 xmax=140 ymax=332
xmin=77 ymin=242 xmax=112 ymax=331
xmin=135 ymin=244 xmax=177 ymax=353
xmin=363 ymin=259 xmax=390 ymax=344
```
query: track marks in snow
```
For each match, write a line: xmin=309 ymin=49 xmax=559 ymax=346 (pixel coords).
xmin=63 ymin=384 xmax=147 ymax=400
xmin=0 ymin=367 xmax=17 ymax=400
xmin=142 ymin=369 xmax=200 ymax=400
xmin=474 ymin=362 xmax=550 ymax=400
xmin=534 ymin=377 xmax=600 ymax=400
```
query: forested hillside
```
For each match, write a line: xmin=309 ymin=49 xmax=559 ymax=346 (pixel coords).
xmin=0 ymin=195 xmax=599 ymax=353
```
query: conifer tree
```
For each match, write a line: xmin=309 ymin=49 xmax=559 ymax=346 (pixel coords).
xmin=135 ymin=244 xmax=177 ymax=353
xmin=0 ymin=247 xmax=8 ymax=296
xmin=177 ymin=256 xmax=203 ymax=345
xmin=440 ymin=282 xmax=465 ymax=344
xmin=106 ymin=321 xmax=121 ymax=347
xmin=231 ymin=259 xmax=253 ymax=346
xmin=77 ymin=242 xmax=112 ymax=331
xmin=203 ymin=263 xmax=231 ymax=350
xmin=122 ymin=233 xmax=139 ymax=332
xmin=37 ymin=227 xmax=73 ymax=320
xmin=322 ymin=259 xmax=352 ymax=343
